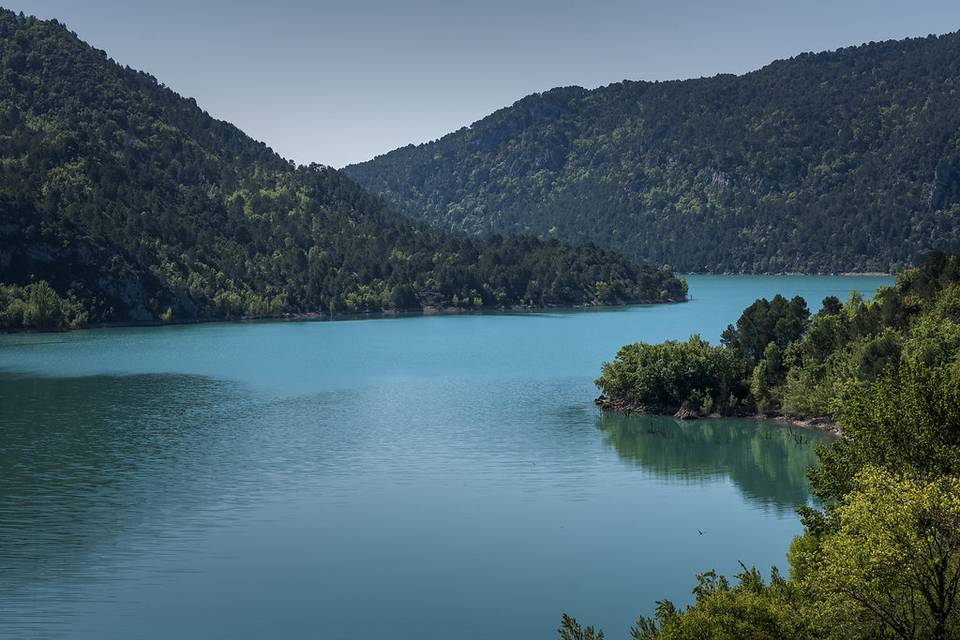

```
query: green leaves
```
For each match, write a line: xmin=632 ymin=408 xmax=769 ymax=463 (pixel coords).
xmin=596 ymin=335 xmax=748 ymax=415
xmin=0 ymin=281 xmax=86 ymax=330
xmin=812 ymin=364 xmax=960 ymax=502
xmin=721 ymin=295 xmax=810 ymax=365
xmin=615 ymin=567 xmax=814 ymax=640
xmin=796 ymin=468 xmax=960 ymax=640
xmin=0 ymin=9 xmax=685 ymax=329
xmin=346 ymin=35 xmax=960 ymax=274
xmin=558 ymin=614 xmax=605 ymax=640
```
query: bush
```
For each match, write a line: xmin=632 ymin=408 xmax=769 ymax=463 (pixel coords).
xmin=596 ymin=335 xmax=748 ymax=414
xmin=0 ymin=281 xmax=87 ymax=331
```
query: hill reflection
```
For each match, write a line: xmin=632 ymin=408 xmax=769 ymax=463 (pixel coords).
xmin=596 ymin=412 xmax=830 ymax=513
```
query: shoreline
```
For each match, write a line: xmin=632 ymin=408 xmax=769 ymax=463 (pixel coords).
xmin=594 ymin=395 xmax=841 ymax=437
xmin=0 ymin=296 xmax=687 ymax=335
xmin=679 ymin=271 xmax=891 ymax=277
xmin=769 ymin=414 xmax=842 ymax=436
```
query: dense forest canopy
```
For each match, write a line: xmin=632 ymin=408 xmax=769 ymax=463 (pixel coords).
xmin=346 ymin=33 xmax=960 ymax=274
xmin=0 ymin=9 xmax=684 ymax=330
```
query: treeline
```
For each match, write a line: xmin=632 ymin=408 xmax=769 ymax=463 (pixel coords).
xmin=568 ymin=251 xmax=960 ymax=639
xmin=346 ymin=32 xmax=960 ymax=273
xmin=596 ymin=251 xmax=960 ymax=420
xmin=0 ymin=10 xmax=684 ymax=331
xmin=0 ymin=281 xmax=86 ymax=330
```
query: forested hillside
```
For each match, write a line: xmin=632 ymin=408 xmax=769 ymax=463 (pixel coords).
xmin=0 ymin=10 xmax=684 ymax=330
xmin=346 ymin=33 xmax=960 ymax=273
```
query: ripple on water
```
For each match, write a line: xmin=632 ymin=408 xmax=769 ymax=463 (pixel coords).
xmin=0 ymin=275 xmax=888 ymax=640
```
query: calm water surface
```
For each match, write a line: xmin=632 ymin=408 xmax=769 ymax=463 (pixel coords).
xmin=0 ymin=275 xmax=892 ymax=639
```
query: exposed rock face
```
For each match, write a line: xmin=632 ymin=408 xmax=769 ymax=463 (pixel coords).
xmin=931 ymin=156 xmax=960 ymax=210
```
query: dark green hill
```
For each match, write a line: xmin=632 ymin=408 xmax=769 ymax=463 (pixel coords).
xmin=345 ymin=32 xmax=960 ymax=274
xmin=0 ymin=9 xmax=684 ymax=330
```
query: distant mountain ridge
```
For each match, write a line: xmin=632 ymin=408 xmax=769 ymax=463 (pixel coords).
xmin=0 ymin=9 xmax=684 ymax=329
xmin=344 ymin=32 xmax=960 ymax=273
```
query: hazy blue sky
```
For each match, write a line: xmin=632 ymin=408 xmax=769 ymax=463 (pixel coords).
xmin=8 ymin=1 xmax=960 ymax=167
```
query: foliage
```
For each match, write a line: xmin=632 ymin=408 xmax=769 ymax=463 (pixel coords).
xmin=794 ymin=468 xmax=960 ymax=640
xmin=780 ymin=325 xmax=904 ymax=417
xmin=595 ymin=335 xmax=748 ymax=415
xmin=0 ymin=10 xmax=684 ymax=330
xmin=810 ymin=364 xmax=960 ymax=502
xmin=628 ymin=568 xmax=816 ymax=640
xmin=780 ymin=252 xmax=960 ymax=416
xmin=750 ymin=342 xmax=785 ymax=413
xmin=0 ymin=280 xmax=86 ymax=330
xmin=721 ymin=294 xmax=810 ymax=364
xmin=598 ymin=251 xmax=960 ymax=421
xmin=598 ymin=469 xmax=960 ymax=640
xmin=346 ymin=34 xmax=960 ymax=273
xmin=558 ymin=614 xmax=605 ymax=640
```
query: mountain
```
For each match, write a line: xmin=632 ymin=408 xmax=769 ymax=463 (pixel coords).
xmin=0 ymin=10 xmax=685 ymax=330
xmin=344 ymin=32 xmax=960 ymax=274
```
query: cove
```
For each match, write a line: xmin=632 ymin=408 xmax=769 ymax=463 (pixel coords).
xmin=0 ymin=275 xmax=891 ymax=639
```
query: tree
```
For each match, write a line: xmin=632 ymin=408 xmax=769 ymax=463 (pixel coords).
xmin=751 ymin=342 xmax=785 ymax=413
xmin=595 ymin=335 xmax=748 ymax=415
xmin=558 ymin=614 xmax=605 ymax=640
xmin=795 ymin=468 xmax=960 ymax=640
xmin=23 ymin=281 xmax=63 ymax=329
xmin=811 ymin=364 xmax=960 ymax=502
xmin=819 ymin=296 xmax=843 ymax=317
xmin=626 ymin=568 xmax=815 ymax=640
xmin=721 ymin=295 xmax=810 ymax=364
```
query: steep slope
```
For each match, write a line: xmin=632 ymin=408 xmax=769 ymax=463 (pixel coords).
xmin=345 ymin=33 xmax=960 ymax=274
xmin=0 ymin=10 xmax=685 ymax=329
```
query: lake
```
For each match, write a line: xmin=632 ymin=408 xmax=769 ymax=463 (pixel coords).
xmin=0 ymin=275 xmax=892 ymax=639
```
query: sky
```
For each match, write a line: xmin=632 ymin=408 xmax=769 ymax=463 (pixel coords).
xmin=7 ymin=1 xmax=960 ymax=168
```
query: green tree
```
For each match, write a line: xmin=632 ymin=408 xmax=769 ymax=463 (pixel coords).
xmin=795 ymin=468 xmax=960 ymax=640
xmin=23 ymin=281 xmax=64 ymax=329
xmin=751 ymin=342 xmax=785 ymax=413
xmin=811 ymin=364 xmax=960 ymax=502
xmin=596 ymin=335 xmax=748 ymax=415
xmin=626 ymin=568 xmax=814 ymax=640
xmin=558 ymin=614 xmax=605 ymax=640
xmin=721 ymin=295 xmax=810 ymax=364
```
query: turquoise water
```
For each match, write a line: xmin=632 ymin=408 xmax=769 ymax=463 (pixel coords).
xmin=0 ymin=275 xmax=891 ymax=639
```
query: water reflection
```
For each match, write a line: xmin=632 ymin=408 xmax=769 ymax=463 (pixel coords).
xmin=0 ymin=372 xmax=249 ymax=590
xmin=0 ymin=367 xmax=832 ymax=639
xmin=0 ymin=275 xmax=890 ymax=640
xmin=597 ymin=412 xmax=830 ymax=513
